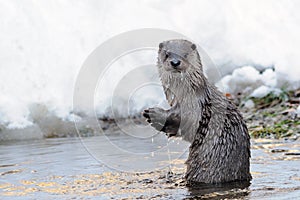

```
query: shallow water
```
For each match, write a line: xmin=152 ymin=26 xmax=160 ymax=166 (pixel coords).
xmin=0 ymin=129 xmax=299 ymax=199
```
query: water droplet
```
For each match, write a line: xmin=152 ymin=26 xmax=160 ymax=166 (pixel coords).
xmin=171 ymin=94 xmax=175 ymax=100
xmin=180 ymin=72 xmax=184 ymax=81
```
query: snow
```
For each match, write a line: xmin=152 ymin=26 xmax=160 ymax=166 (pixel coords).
xmin=296 ymin=105 xmax=300 ymax=116
xmin=250 ymin=86 xmax=282 ymax=98
xmin=216 ymin=66 xmax=263 ymax=94
xmin=0 ymin=0 xmax=300 ymax=139
xmin=216 ymin=66 xmax=281 ymax=95
xmin=243 ymin=99 xmax=255 ymax=109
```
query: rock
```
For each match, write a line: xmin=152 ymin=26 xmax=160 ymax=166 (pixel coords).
xmin=270 ymin=149 xmax=288 ymax=153
xmin=141 ymin=179 xmax=153 ymax=184
xmin=281 ymin=108 xmax=296 ymax=116
xmin=243 ymin=99 xmax=255 ymax=109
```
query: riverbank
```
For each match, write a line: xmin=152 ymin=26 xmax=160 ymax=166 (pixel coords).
xmin=240 ymin=88 xmax=300 ymax=140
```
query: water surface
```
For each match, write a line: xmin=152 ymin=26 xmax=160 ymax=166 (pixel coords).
xmin=0 ymin=130 xmax=299 ymax=199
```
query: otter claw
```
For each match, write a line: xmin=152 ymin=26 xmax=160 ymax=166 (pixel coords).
xmin=142 ymin=107 xmax=167 ymax=131
xmin=143 ymin=109 xmax=149 ymax=113
xmin=142 ymin=110 xmax=150 ymax=119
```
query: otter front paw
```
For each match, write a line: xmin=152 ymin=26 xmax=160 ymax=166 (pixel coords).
xmin=142 ymin=107 xmax=168 ymax=131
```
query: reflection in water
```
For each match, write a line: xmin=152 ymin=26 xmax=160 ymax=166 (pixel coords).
xmin=186 ymin=181 xmax=251 ymax=199
xmin=0 ymin=133 xmax=299 ymax=199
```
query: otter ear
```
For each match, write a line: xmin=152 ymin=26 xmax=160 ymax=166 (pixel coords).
xmin=159 ymin=42 xmax=164 ymax=50
xmin=191 ymin=43 xmax=197 ymax=50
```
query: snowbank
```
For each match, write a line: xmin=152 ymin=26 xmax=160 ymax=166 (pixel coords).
xmin=0 ymin=0 xmax=300 ymax=140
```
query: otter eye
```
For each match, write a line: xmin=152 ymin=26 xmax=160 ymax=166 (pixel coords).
xmin=165 ymin=51 xmax=169 ymax=59
xmin=184 ymin=54 xmax=188 ymax=59
xmin=159 ymin=42 xmax=164 ymax=49
xmin=191 ymin=44 xmax=197 ymax=50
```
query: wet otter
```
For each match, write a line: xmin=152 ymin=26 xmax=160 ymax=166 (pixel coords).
xmin=143 ymin=39 xmax=252 ymax=184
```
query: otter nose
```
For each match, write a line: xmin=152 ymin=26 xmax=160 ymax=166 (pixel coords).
xmin=170 ymin=60 xmax=181 ymax=68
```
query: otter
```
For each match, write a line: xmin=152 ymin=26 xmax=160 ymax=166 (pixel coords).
xmin=143 ymin=39 xmax=252 ymax=184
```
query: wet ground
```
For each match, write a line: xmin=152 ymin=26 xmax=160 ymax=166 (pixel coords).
xmin=0 ymin=130 xmax=300 ymax=199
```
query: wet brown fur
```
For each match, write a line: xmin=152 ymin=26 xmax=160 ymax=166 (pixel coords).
xmin=143 ymin=39 xmax=252 ymax=184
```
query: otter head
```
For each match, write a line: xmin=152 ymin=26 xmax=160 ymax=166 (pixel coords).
xmin=158 ymin=39 xmax=202 ymax=73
